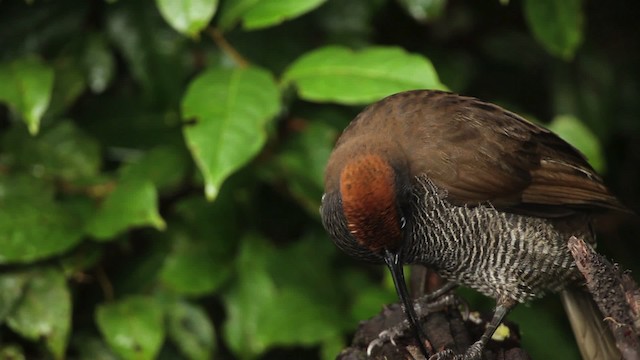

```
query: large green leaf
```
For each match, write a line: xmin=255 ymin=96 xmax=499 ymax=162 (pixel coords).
xmin=159 ymin=195 xmax=237 ymax=296
xmin=524 ymin=0 xmax=584 ymax=60
xmin=6 ymin=268 xmax=71 ymax=359
xmin=156 ymin=0 xmax=218 ymax=38
xmin=181 ymin=66 xmax=280 ymax=200
xmin=96 ymin=296 xmax=165 ymax=360
xmin=218 ymin=0 xmax=325 ymax=30
xmin=547 ymin=115 xmax=605 ymax=173
xmin=223 ymin=234 xmax=345 ymax=358
xmin=269 ymin=121 xmax=337 ymax=215
xmin=283 ymin=46 xmax=446 ymax=104
xmin=0 ymin=271 xmax=31 ymax=323
xmin=0 ymin=344 xmax=26 ymax=360
xmin=118 ymin=145 xmax=191 ymax=193
xmin=166 ymin=300 xmax=216 ymax=360
xmin=397 ymin=0 xmax=447 ymax=23
xmin=70 ymin=334 xmax=119 ymax=360
xmin=83 ymin=33 xmax=116 ymax=94
xmin=242 ymin=0 xmax=327 ymax=30
xmin=0 ymin=57 xmax=54 ymax=135
xmin=0 ymin=175 xmax=85 ymax=263
xmin=1 ymin=121 xmax=101 ymax=182
xmin=85 ymin=177 xmax=165 ymax=240
xmin=218 ymin=0 xmax=260 ymax=29
xmin=106 ymin=1 xmax=189 ymax=106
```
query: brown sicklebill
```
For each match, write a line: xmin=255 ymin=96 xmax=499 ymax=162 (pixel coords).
xmin=320 ymin=90 xmax=628 ymax=359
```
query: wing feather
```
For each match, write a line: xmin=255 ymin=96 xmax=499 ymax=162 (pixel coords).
xmin=395 ymin=91 xmax=626 ymax=216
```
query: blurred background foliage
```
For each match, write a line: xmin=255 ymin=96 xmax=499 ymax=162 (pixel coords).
xmin=0 ymin=0 xmax=638 ymax=359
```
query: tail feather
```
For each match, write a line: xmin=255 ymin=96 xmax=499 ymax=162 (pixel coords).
xmin=561 ymin=288 xmax=621 ymax=360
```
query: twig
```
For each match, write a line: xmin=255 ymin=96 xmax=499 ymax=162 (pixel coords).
xmin=568 ymin=236 xmax=640 ymax=359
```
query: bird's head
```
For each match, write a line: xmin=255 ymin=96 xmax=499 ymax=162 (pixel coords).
xmin=320 ymin=143 xmax=429 ymax=357
xmin=339 ymin=154 xmax=406 ymax=254
xmin=321 ymin=139 xmax=411 ymax=263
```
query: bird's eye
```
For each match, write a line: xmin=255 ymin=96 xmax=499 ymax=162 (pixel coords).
xmin=319 ymin=194 xmax=326 ymax=215
xmin=400 ymin=216 xmax=406 ymax=229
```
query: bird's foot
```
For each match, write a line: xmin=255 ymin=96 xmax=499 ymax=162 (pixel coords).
xmin=429 ymin=341 xmax=484 ymax=360
xmin=366 ymin=294 xmax=458 ymax=357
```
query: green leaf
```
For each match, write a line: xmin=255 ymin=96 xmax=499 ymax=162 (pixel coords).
xmin=283 ymin=46 xmax=446 ymax=105
xmin=1 ymin=121 xmax=101 ymax=182
xmin=159 ymin=196 xmax=237 ymax=296
xmin=119 ymin=145 xmax=191 ymax=193
xmin=397 ymin=0 xmax=447 ymax=23
xmin=0 ymin=271 xmax=31 ymax=323
xmin=0 ymin=344 xmax=26 ymax=360
xmin=96 ymin=296 xmax=165 ymax=360
xmin=166 ymin=300 xmax=216 ymax=360
xmin=524 ymin=0 xmax=584 ymax=60
xmin=242 ymin=0 xmax=327 ymax=30
xmin=48 ymin=56 xmax=87 ymax=117
xmin=223 ymin=234 xmax=345 ymax=358
xmin=218 ymin=0 xmax=260 ymax=29
xmin=156 ymin=0 xmax=218 ymax=38
xmin=511 ymin=301 xmax=580 ymax=360
xmin=218 ymin=0 xmax=325 ymax=30
xmin=86 ymin=178 xmax=165 ymax=240
xmin=547 ymin=115 xmax=605 ymax=173
xmin=71 ymin=334 xmax=119 ymax=360
xmin=0 ymin=57 xmax=54 ymax=135
xmin=83 ymin=33 xmax=116 ymax=93
xmin=106 ymin=1 xmax=190 ymax=106
xmin=0 ymin=175 xmax=85 ymax=263
xmin=270 ymin=121 xmax=337 ymax=215
xmin=6 ymin=268 xmax=71 ymax=358
xmin=181 ymin=66 xmax=280 ymax=200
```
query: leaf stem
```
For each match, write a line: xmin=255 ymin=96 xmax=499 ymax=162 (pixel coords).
xmin=208 ymin=28 xmax=249 ymax=68
xmin=96 ymin=265 xmax=114 ymax=302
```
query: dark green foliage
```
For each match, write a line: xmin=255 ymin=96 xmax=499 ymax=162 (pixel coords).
xmin=0 ymin=0 xmax=638 ymax=359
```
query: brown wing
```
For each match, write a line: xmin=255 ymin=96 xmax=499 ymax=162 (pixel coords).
xmin=398 ymin=91 xmax=626 ymax=217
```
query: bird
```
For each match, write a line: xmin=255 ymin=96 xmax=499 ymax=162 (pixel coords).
xmin=320 ymin=90 xmax=627 ymax=359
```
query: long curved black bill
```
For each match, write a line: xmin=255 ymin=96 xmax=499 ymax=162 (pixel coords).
xmin=383 ymin=249 xmax=430 ymax=358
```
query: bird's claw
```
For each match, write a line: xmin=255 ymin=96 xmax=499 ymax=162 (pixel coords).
xmin=428 ymin=341 xmax=484 ymax=360
xmin=366 ymin=325 xmax=407 ymax=356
